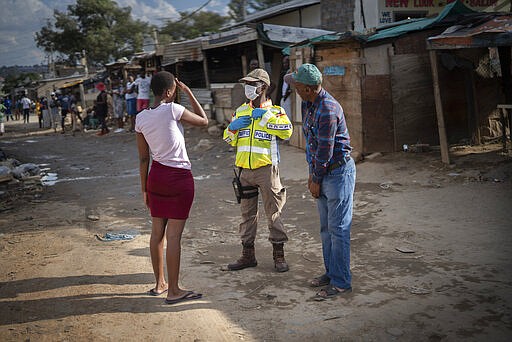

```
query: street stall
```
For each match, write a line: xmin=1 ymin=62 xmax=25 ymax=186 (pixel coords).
xmin=286 ymin=1 xmax=510 ymax=158
xmin=427 ymin=14 xmax=512 ymax=163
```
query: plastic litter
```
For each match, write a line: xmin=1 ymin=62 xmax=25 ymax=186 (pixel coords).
xmin=396 ymin=246 xmax=415 ymax=253
xmin=95 ymin=232 xmax=136 ymax=241
xmin=41 ymin=173 xmax=58 ymax=186
xmin=0 ymin=166 xmax=11 ymax=176
xmin=379 ymin=181 xmax=393 ymax=190
xmin=12 ymin=163 xmax=40 ymax=179
xmin=409 ymin=286 xmax=431 ymax=295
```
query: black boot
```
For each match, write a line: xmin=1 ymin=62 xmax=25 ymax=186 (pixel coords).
xmin=272 ymin=243 xmax=289 ymax=272
xmin=228 ymin=243 xmax=257 ymax=271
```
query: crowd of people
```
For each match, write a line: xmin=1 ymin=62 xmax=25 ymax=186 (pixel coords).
xmin=2 ymin=63 xmax=356 ymax=305
xmin=0 ymin=90 xmax=82 ymax=134
xmin=0 ymin=69 xmax=154 ymax=136
xmin=93 ymin=69 xmax=153 ymax=136
xmin=0 ymin=93 xmax=34 ymax=132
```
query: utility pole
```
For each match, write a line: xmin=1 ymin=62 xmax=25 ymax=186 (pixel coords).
xmin=81 ymin=49 xmax=88 ymax=78
xmin=76 ymin=49 xmax=88 ymax=131
xmin=49 ymin=47 xmax=55 ymax=78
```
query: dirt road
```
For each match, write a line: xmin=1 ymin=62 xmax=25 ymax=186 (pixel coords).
xmin=1 ymin=120 xmax=511 ymax=341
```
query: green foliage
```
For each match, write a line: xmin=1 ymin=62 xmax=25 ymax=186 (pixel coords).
xmin=1 ymin=72 xmax=41 ymax=94
xmin=228 ymin=0 xmax=291 ymax=21
xmin=249 ymin=0 xmax=289 ymax=11
xmin=35 ymin=0 xmax=150 ymax=66
xmin=160 ymin=11 xmax=228 ymax=41
xmin=228 ymin=0 xmax=246 ymax=20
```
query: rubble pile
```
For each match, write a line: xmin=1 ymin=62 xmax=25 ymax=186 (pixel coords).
xmin=0 ymin=149 xmax=44 ymax=212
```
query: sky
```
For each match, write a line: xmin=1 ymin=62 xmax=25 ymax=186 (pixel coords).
xmin=0 ymin=0 xmax=230 ymax=67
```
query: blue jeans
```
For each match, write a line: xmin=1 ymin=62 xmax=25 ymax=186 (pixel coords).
xmin=126 ymin=98 xmax=137 ymax=116
xmin=317 ymin=158 xmax=356 ymax=289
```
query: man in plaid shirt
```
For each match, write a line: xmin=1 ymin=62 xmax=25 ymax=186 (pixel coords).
xmin=285 ymin=64 xmax=356 ymax=300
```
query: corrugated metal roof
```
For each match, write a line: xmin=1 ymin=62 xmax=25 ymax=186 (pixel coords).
xmin=202 ymin=26 xmax=258 ymax=50
xmin=262 ymin=24 xmax=334 ymax=43
xmin=161 ymin=23 xmax=335 ymax=63
xmin=227 ymin=0 xmax=320 ymax=28
xmin=427 ymin=14 xmax=512 ymax=49
xmin=162 ymin=37 xmax=204 ymax=66
xmin=366 ymin=0 xmax=475 ymax=42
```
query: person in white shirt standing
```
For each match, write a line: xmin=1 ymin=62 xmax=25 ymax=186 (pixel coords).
xmin=21 ymin=93 xmax=32 ymax=124
xmin=125 ymin=75 xmax=138 ymax=132
xmin=135 ymin=69 xmax=151 ymax=114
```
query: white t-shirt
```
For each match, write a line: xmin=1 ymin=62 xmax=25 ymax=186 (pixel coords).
xmin=135 ymin=102 xmax=190 ymax=170
xmin=21 ymin=97 xmax=31 ymax=109
xmin=135 ymin=76 xmax=151 ymax=100
xmin=125 ymin=81 xmax=137 ymax=100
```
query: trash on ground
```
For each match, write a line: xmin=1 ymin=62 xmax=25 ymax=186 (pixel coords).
xmin=87 ymin=215 xmax=100 ymax=221
xmin=409 ymin=286 xmax=431 ymax=295
xmin=95 ymin=232 xmax=136 ymax=241
xmin=0 ymin=166 xmax=12 ymax=183
xmin=12 ymin=163 xmax=40 ymax=180
xmin=193 ymin=175 xmax=211 ymax=180
xmin=395 ymin=246 xmax=415 ymax=253
xmin=41 ymin=173 xmax=58 ymax=186
xmin=409 ymin=144 xmax=430 ymax=152
xmin=379 ymin=181 xmax=393 ymax=189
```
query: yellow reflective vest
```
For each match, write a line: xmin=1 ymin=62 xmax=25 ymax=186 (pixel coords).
xmin=223 ymin=100 xmax=293 ymax=169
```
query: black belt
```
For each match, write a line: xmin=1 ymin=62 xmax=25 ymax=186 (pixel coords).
xmin=328 ymin=156 xmax=351 ymax=172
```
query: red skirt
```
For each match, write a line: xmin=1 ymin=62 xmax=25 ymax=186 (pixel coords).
xmin=147 ymin=161 xmax=194 ymax=219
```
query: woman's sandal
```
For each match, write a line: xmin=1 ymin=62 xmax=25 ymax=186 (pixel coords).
xmin=310 ymin=274 xmax=330 ymax=287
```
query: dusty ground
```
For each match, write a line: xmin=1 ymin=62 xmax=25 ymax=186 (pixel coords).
xmin=0 ymin=118 xmax=511 ymax=341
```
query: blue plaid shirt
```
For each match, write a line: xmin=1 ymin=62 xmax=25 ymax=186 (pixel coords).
xmin=302 ymin=88 xmax=352 ymax=183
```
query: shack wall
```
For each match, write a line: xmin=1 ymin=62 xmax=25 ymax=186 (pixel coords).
xmin=315 ymin=43 xmax=364 ymax=153
xmin=362 ymin=44 xmax=395 ymax=152
xmin=390 ymin=30 xmax=441 ymax=148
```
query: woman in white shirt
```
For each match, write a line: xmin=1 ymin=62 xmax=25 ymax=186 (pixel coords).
xmin=135 ymin=71 xmax=208 ymax=304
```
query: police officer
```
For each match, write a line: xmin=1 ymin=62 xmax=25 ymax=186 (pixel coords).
xmin=223 ymin=68 xmax=293 ymax=272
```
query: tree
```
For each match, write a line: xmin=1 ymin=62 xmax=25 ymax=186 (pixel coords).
xmin=160 ymin=11 xmax=228 ymax=42
xmin=228 ymin=0 xmax=291 ymax=22
xmin=228 ymin=0 xmax=246 ymax=21
xmin=1 ymin=72 xmax=41 ymax=95
xmin=248 ymin=0 xmax=289 ymax=11
xmin=35 ymin=0 xmax=150 ymax=66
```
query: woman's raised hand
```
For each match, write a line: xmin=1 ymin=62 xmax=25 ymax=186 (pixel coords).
xmin=175 ymin=78 xmax=190 ymax=93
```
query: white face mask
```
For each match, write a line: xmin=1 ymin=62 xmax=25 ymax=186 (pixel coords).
xmin=244 ymin=84 xmax=259 ymax=100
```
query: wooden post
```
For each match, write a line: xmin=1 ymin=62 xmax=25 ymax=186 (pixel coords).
xmin=176 ymin=63 xmax=181 ymax=103
xmin=77 ymin=82 xmax=86 ymax=131
xmin=497 ymin=104 xmax=512 ymax=152
xmin=242 ymin=55 xmax=248 ymax=75
xmin=202 ymin=51 xmax=210 ymax=88
xmin=465 ymin=70 xmax=480 ymax=144
xmin=256 ymin=41 xmax=265 ymax=70
xmin=469 ymin=70 xmax=481 ymax=144
xmin=429 ymin=50 xmax=450 ymax=164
